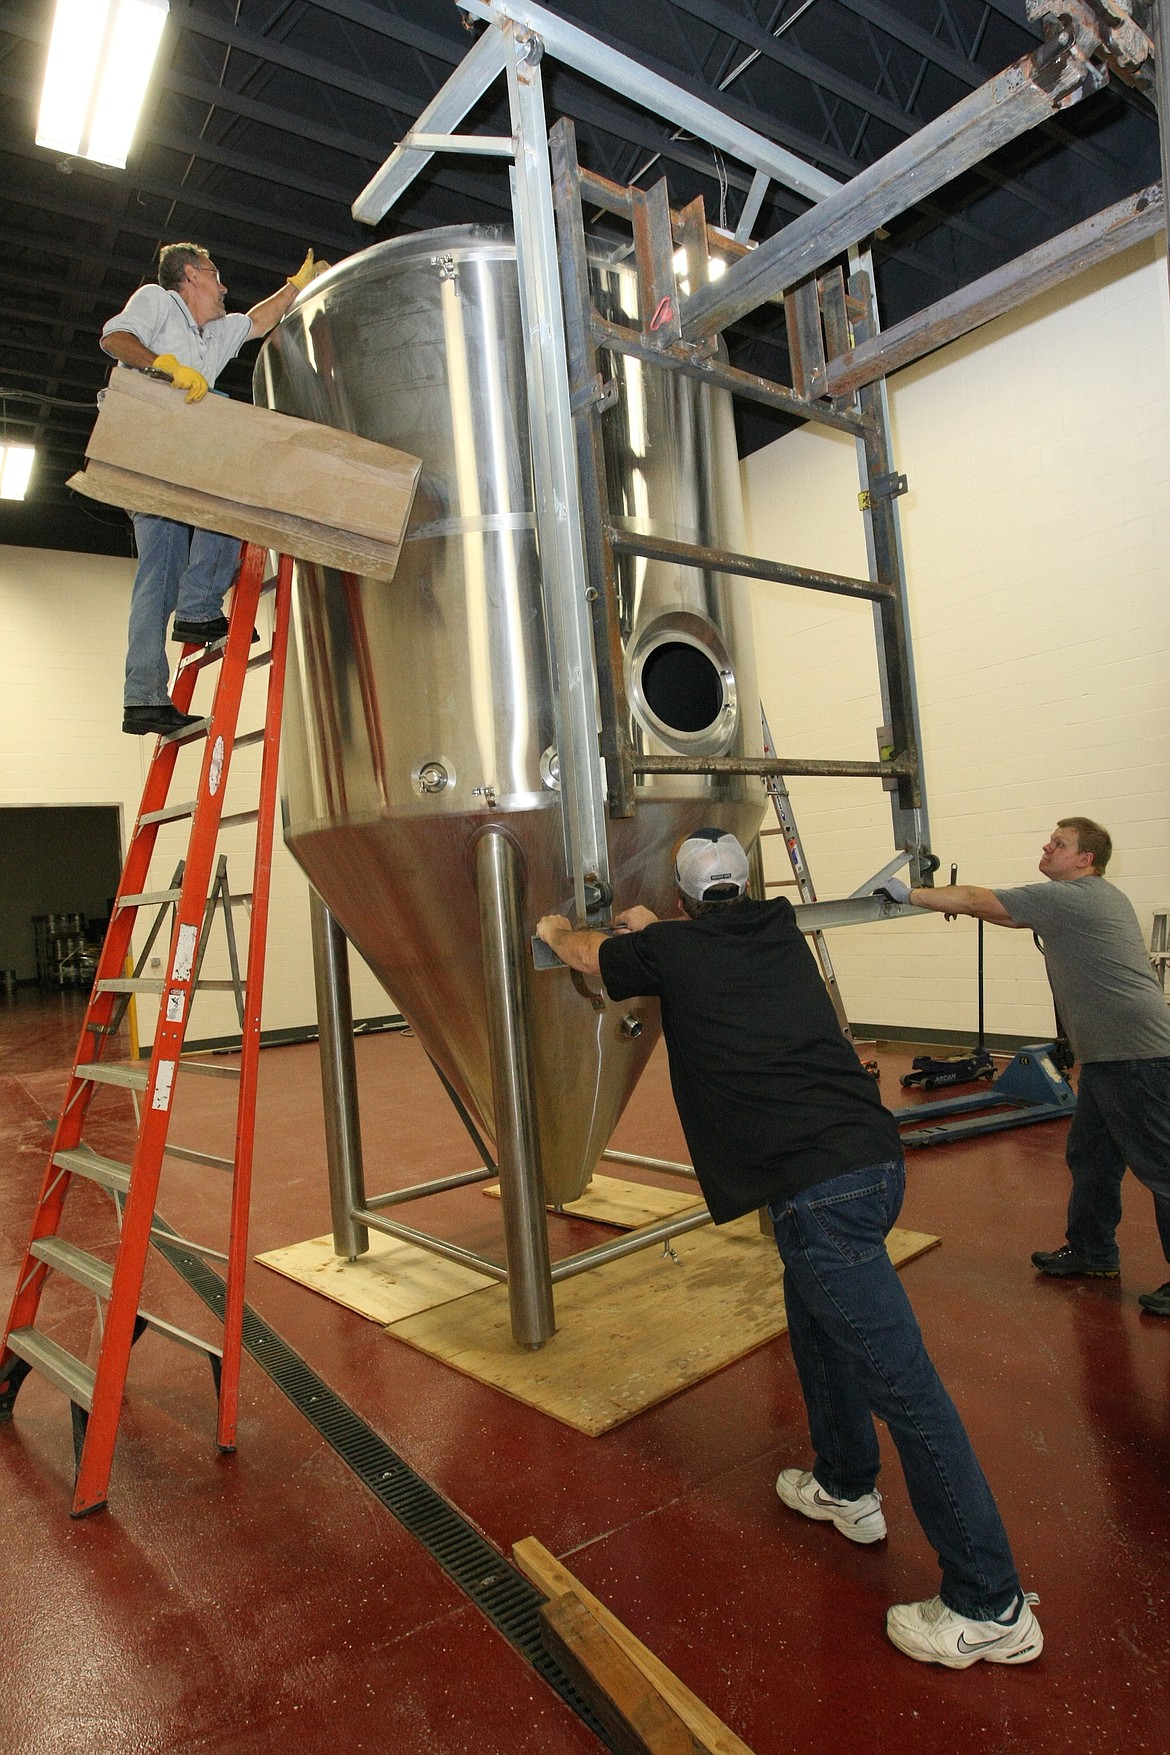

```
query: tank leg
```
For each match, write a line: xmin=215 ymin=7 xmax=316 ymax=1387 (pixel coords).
xmin=475 ymin=830 xmax=556 ymax=1349
xmin=309 ymin=890 xmax=370 ymax=1261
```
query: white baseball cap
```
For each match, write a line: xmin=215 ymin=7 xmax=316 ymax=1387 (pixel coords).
xmin=674 ymin=829 xmax=750 ymax=902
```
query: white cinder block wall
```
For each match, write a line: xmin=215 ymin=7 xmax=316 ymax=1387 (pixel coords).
xmin=0 ymin=544 xmax=391 ymax=1044
xmin=742 ymin=238 xmax=1170 ymax=1042
xmin=3 ymin=238 xmax=1167 ymax=1048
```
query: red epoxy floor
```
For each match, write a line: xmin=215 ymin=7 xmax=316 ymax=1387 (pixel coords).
xmin=1 ymin=989 xmax=1167 ymax=1755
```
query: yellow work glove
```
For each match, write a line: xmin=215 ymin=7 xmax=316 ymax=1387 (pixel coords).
xmin=287 ymin=248 xmax=330 ymax=292
xmin=152 ymin=353 xmax=208 ymax=403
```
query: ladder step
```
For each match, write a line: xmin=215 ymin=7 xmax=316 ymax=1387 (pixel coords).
xmin=182 ymin=1060 xmax=241 ymax=1080
xmin=6 ymin=1327 xmax=95 ymax=1410
xmin=139 ymin=801 xmax=197 ymax=826
xmin=74 ymin=1061 xmax=149 ymax=1091
xmin=233 ymin=729 xmax=266 ymax=749
xmin=31 ymin=1237 xmax=113 ymax=1298
xmin=116 ymin=888 xmax=182 ymax=910
xmin=96 ymin=978 xmax=248 ymax=994
xmin=161 ymin=717 xmax=210 ymax=745
xmin=52 ymin=1145 xmax=131 ymax=1195
xmin=164 ymin=1144 xmax=234 ymax=1170
xmin=219 ymin=810 xmax=259 ymax=830
xmin=28 ymin=1243 xmax=223 ymax=1362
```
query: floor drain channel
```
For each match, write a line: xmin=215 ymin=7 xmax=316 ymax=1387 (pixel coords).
xmin=153 ymin=1235 xmax=615 ymax=1749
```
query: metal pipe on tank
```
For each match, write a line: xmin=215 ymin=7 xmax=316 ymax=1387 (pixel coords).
xmin=475 ymin=829 xmax=556 ymax=1348
xmin=309 ymin=890 xmax=369 ymax=1260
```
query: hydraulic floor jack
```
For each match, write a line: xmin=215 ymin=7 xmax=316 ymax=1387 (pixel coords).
xmin=892 ymin=918 xmax=1077 ymax=1148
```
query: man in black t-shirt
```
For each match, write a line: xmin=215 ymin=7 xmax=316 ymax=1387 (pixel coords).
xmin=537 ymin=829 xmax=1040 ymax=1668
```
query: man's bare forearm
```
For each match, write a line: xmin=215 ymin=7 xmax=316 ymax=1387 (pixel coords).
xmin=909 ymin=884 xmax=1019 ymax=927
xmin=100 ymin=332 xmax=157 ymax=369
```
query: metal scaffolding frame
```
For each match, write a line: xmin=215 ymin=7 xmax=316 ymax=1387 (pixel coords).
xmin=319 ymin=0 xmax=1168 ymax=1343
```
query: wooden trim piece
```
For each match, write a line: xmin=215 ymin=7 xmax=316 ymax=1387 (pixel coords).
xmin=513 ymin=1537 xmax=756 ymax=1755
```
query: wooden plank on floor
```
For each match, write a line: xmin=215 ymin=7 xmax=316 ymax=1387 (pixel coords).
xmin=540 ymin=1592 xmax=706 ymax=1755
xmin=386 ymin=1219 xmax=940 ymax=1435
xmin=255 ymin=1230 xmax=494 ymax=1323
xmin=516 ymin=1539 xmax=754 ymax=1755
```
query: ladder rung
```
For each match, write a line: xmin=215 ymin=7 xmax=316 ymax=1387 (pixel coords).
xmin=139 ymin=801 xmax=197 ymax=826
xmin=218 ymin=811 xmax=259 ymax=830
xmin=6 ymin=1327 xmax=95 ymax=1409
xmin=116 ymin=888 xmax=182 ymax=910
xmin=135 ymin=1310 xmax=224 ymax=1361
xmin=74 ymin=1061 xmax=149 ymax=1091
xmin=164 ymin=1144 xmax=234 ymax=1170
xmin=233 ymin=729 xmax=266 ymax=749
xmin=52 ymin=1145 xmax=131 ymax=1195
xmin=31 ymin=1237 xmax=113 ymax=1298
xmin=181 ymin=1060 xmax=241 ymax=1080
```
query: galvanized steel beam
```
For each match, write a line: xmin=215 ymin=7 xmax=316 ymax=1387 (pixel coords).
xmin=681 ymin=36 xmax=1105 ymax=339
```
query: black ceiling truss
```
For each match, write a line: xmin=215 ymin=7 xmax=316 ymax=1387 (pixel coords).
xmin=0 ymin=0 xmax=1160 ymax=553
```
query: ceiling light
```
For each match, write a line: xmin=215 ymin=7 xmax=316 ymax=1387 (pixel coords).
xmin=708 ymin=256 xmax=728 ymax=280
xmin=37 ymin=0 xmax=169 ymax=170
xmin=0 ymin=445 xmax=35 ymax=501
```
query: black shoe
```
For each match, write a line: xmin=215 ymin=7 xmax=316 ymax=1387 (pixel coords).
xmin=1031 ymin=1244 xmax=1119 ymax=1279
xmin=1138 ymin=1281 xmax=1170 ymax=1315
xmin=172 ymin=615 xmax=258 ymax=644
xmin=122 ymin=703 xmax=202 ymax=737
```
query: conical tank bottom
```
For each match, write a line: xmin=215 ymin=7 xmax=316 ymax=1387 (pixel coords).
xmin=289 ymin=800 xmax=760 ymax=1205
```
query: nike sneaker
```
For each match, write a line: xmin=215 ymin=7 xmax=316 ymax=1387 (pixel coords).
xmin=886 ymin=1593 xmax=1043 ymax=1667
xmin=775 ymin=1467 xmax=886 ymax=1544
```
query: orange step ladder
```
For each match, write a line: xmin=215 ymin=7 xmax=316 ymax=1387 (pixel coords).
xmin=0 ymin=542 xmax=292 ymax=1515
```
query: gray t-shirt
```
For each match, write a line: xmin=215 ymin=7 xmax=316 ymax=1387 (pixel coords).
xmin=102 ymin=285 xmax=252 ymax=386
xmin=993 ymin=876 xmax=1170 ymax=1063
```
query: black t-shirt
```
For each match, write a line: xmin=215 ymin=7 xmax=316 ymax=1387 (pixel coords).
xmin=598 ymin=897 xmax=902 ymax=1223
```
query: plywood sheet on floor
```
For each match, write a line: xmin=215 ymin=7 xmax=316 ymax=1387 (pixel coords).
xmin=483 ymin=1173 xmax=702 ymax=1229
xmin=256 ymin=1230 xmax=495 ymax=1323
xmin=387 ymin=1221 xmax=940 ymax=1436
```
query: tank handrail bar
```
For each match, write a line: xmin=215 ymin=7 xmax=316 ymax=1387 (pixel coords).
xmin=401 ymin=131 xmax=516 ymax=157
xmin=362 ymin=1166 xmax=498 ymax=1211
xmin=353 ymin=1207 xmax=509 ymax=1282
xmin=606 ymin=529 xmax=893 ymax=603
xmin=590 ymin=316 xmax=872 ymax=438
xmin=632 ymin=755 xmax=915 ymax=780
xmin=602 ymin=1148 xmax=699 ymax=1179
xmin=549 ymin=1205 xmax=714 ymax=1282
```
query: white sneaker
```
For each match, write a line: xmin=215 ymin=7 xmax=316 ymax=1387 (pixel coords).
xmin=775 ymin=1467 xmax=886 ymax=1544
xmin=886 ymin=1593 xmax=1043 ymax=1668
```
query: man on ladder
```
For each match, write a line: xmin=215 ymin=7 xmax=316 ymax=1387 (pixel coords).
xmin=101 ymin=241 xmax=326 ymax=737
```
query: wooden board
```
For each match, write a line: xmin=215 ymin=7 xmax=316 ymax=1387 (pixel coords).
xmin=483 ymin=1173 xmax=704 ymax=1230
xmin=516 ymin=1539 xmax=755 ymax=1755
xmin=540 ymin=1593 xmax=707 ymax=1755
xmin=255 ymin=1230 xmax=494 ymax=1323
xmin=386 ymin=1220 xmax=940 ymax=1436
xmin=68 ymin=369 xmax=421 ymax=582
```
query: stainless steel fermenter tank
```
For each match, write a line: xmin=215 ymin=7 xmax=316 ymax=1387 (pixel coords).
xmin=255 ymin=225 xmax=764 ymax=1206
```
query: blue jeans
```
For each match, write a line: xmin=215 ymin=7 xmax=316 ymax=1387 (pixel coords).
xmin=125 ymin=514 xmax=241 ymax=706
xmin=770 ymin=1160 xmax=1021 ymax=1619
xmin=1065 ymin=1059 xmax=1170 ymax=1270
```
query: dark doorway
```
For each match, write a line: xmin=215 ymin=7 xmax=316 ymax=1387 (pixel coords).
xmin=0 ymin=806 xmax=122 ymax=986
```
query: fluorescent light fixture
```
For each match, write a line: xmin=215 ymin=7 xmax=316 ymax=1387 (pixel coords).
xmin=0 ymin=445 xmax=35 ymax=501
xmin=37 ymin=0 xmax=168 ymax=169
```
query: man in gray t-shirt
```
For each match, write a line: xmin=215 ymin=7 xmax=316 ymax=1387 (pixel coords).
xmin=877 ymin=818 xmax=1170 ymax=1317
xmin=101 ymin=240 xmax=326 ymax=737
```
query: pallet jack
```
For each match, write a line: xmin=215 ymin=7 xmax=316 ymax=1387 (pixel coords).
xmin=892 ymin=913 xmax=1077 ymax=1149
